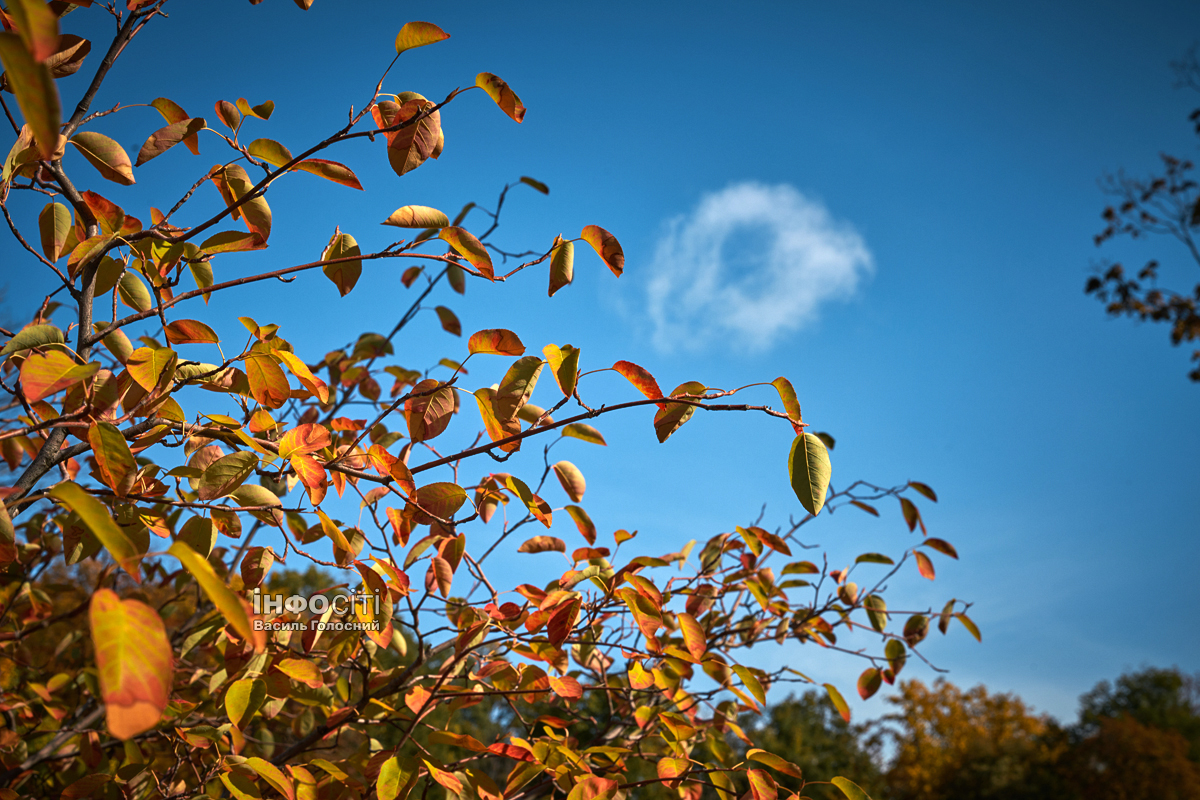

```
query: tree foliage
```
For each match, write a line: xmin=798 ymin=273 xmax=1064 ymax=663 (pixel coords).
xmin=0 ymin=3 xmax=970 ymax=799
xmin=1085 ymin=44 xmax=1200 ymax=381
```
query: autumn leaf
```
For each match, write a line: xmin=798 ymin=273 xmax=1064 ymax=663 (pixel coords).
xmin=468 ymin=328 xmax=524 ymax=355
xmin=89 ymin=589 xmax=173 ymax=740
xmin=50 ymin=482 xmax=142 ymax=582
xmin=580 ymin=225 xmax=624 ymax=276
xmin=476 ymin=72 xmax=526 ymax=122
xmin=383 ymin=205 xmax=448 ymax=228
xmin=0 ymin=32 xmax=61 ymax=161
xmin=789 ymin=432 xmax=832 ymax=516
xmin=395 ymin=21 xmax=450 ymax=54
xmin=439 ymin=226 xmax=493 ymax=279
xmin=169 ymin=541 xmax=258 ymax=648
xmin=69 ymin=131 xmax=136 ymax=185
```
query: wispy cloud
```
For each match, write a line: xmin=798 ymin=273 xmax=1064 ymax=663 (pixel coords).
xmin=646 ymin=182 xmax=873 ymax=352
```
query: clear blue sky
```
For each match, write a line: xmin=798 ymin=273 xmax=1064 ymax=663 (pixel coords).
xmin=4 ymin=0 xmax=1198 ymax=723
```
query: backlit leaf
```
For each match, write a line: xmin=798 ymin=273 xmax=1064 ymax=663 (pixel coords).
xmin=654 ymin=381 xmax=705 ymax=443
xmin=733 ymin=664 xmax=766 ymax=706
xmin=825 ymin=683 xmax=851 ymax=723
xmin=476 ymin=72 xmax=526 ymax=123
xmin=69 ymin=131 xmax=135 ymax=185
xmin=150 ymin=97 xmax=200 ymax=154
xmin=169 ymin=540 xmax=257 ymax=647
xmin=899 ymin=496 xmax=921 ymax=533
xmin=246 ymin=137 xmax=292 ymax=167
xmin=198 ymin=451 xmax=258 ymax=501
xmin=565 ymin=505 xmax=596 ymax=545
xmin=50 ymin=482 xmax=141 ymax=582
xmin=277 ymin=349 xmax=329 ymax=403
xmin=439 ymin=226 xmax=493 ymax=279
xmin=278 ymin=423 xmax=330 ymax=459
xmin=580 ymin=225 xmax=624 ymax=277
xmin=863 ymin=594 xmax=888 ymax=632
xmin=923 ymin=538 xmax=958 ymax=559
xmin=126 ymin=346 xmax=175 ymax=391
xmin=956 ymin=613 xmax=982 ymax=642
xmin=677 ymin=611 xmax=706 ymax=660
xmin=245 ymin=758 xmax=294 ymax=800
xmin=914 ymin=550 xmax=935 ymax=580
xmin=789 ymin=432 xmax=831 ymax=516
xmin=236 ymin=97 xmax=274 ymax=120
xmin=831 ymin=777 xmax=873 ymax=800
xmin=214 ymin=99 xmax=240 ymax=130
xmin=747 ymin=769 xmax=777 ymax=800
xmin=0 ymin=32 xmax=61 ymax=161
xmin=746 ymin=749 xmax=803 ymax=779
xmin=245 ymin=353 xmax=290 ymax=409
xmin=494 ymin=355 xmax=543 ymax=420
xmin=394 ymin=21 xmax=450 ymax=54
xmin=8 ymin=0 xmax=60 ymax=62
xmin=383 ymin=205 xmax=448 ymax=228
xmin=468 ymin=329 xmax=524 ymax=355
xmin=88 ymin=421 xmax=136 ymax=496
xmin=199 ymin=230 xmax=266 ymax=254
xmin=225 ymin=678 xmax=266 ymax=728
xmin=474 ymin=387 xmax=521 ymax=452
xmin=88 ymin=589 xmax=172 ymax=739
xmin=561 ymin=423 xmax=606 ymax=445
xmin=771 ymin=376 xmax=803 ymax=426
xmin=542 ymin=343 xmax=580 ymax=397
xmin=414 ymin=482 xmax=467 ymax=520
xmin=296 ymin=157 xmax=362 ymax=188
xmin=613 ymin=360 xmax=662 ymax=402
xmin=214 ymin=163 xmax=271 ymax=241
xmin=20 ymin=350 xmax=98 ymax=402
xmin=321 ymin=231 xmax=361 ymax=296
xmin=552 ymin=461 xmax=585 ymax=502
xmin=405 ymin=379 xmax=454 ymax=442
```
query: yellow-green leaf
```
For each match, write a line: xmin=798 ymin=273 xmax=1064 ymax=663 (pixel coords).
xmin=51 ymin=482 xmax=142 ymax=583
xmin=439 ymin=226 xmax=493 ymax=279
xmin=468 ymin=328 xmax=524 ymax=355
xmin=88 ymin=421 xmax=136 ymax=496
xmin=494 ymin=355 xmax=543 ymax=421
xmin=831 ymin=777 xmax=873 ymax=800
xmin=825 ymin=683 xmax=851 ymax=723
xmin=225 ymin=678 xmax=266 ymax=728
xmin=1 ymin=323 xmax=63 ymax=357
xmin=789 ymin=432 xmax=831 ymax=516
xmin=19 ymin=349 xmax=98 ymax=401
xmin=548 ymin=238 xmax=574 ymax=296
xmin=169 ymin=540 xmax=256 ymax=647
xmin=580 ymin=225 xmax=624 ymax=277
xmin=542 ymin=343 xmax=580 ymax=397
xmin=38 ymin=202 xmax=71 ymax=261
xmin=321 ymin=231 xmax=361 ymax=297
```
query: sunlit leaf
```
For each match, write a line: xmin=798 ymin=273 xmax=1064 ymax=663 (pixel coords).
xmin=580 ymin=225 xmax=624 ymax=277
xmin=214 ymin=99 xmax=240 ymax=130
xmin=468 ymin=329 xmax=524 ymax=355
xmin=50 ymin=482 xmax=142 ymax=582
xmin=197 ymin=451 xmax=257 ymax=501
xmin=20 ymin=349 xmax=99 ymax=402
xmin=88 ymin=421 xmax=136 ymax=496
xmin=169 ymin=540 xmax=257 ymax=647
xmin=956 ymin=613 xmax=982 ymax=642
xmin=494 ymin=355 xmax=543 ymax=420
xmin=825 ymin=683 xmax=851 ymax=722
xmin=383 ymin=205 xmax=448 ymax=228
xmin=914 ymin=550 xmax=935 ymax=580
xmin=246 ymin=137 xmax=292 ymax=167
xmin=199 ymin=230 xmax=266 ymax=254
xmin=561 ymin=423 xmax=606 ymax=445
xmin=518 ymin=536 xmax=565 ymax=554
xmin=9 ymin=0 xmax=61 ymax=62
xmin=542 ymin=343 xmax=580 ymax=397
xmin=414 ymin=482 xmax=467 ymax=520
xmin=435 ymin=305 xmax=460 ymax=336
xmin=863 ymin=594 xmax=888 ymax=632
xmin=88 ymin=589 xmax=172 ymax=739
xmin=44 ymin=34 xmax=91 ymax=80
xmin=225 ymin=678 xmax=266 ymax=728
xmin=831 ymin=776 xmax=873 ymax=800
xmin=613 ymin=360 xmax=663 ymax=402
xmin=923 ymin=538 xmax=958 ymax=559
xmin=747 ymin=768 xmax=777 ymax=800
xmin=150 ymin=97 xmax=200 ymax=154
xmin=69 ymin=131 xmax=135 ymax=185
xmin=565 ymin=505 xmax=596 ymax=545
xmin=746 ymin=749 xmax=803 ymax=779
xmin=476 ymin=72 xmax=526 ymax=123
xmin=245 ymin=353 xmax=290 ymax=409
xmin=439 ymin=226 xmax=493 ymax=279
xmin=654 ymin=381 xmax=705 ymax=443
xmin=733 ymin=664 xmax=766 ymax=706
xmin=394 ymin=21 xmax=450 ymax=54
xmin=789 ymin=432 xmax=831 ymax=516
xmin=163 ymin=319 xmax=219 ymax=345
xmin=857 ymin=667 xmax=882 ymax=700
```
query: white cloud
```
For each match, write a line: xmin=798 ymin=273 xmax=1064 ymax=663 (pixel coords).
xmin=646 ymin=182 xmax=873 ymax=352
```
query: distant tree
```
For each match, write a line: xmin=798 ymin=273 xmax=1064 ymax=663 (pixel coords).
xmin=1085 ymin=45 xmax=1200 ymax=381
xmin=1061 ymin=716 xmax=1200 ymax=800
xmin=881 ymin=678 xmax=1068 ymax=800
xmin=1076 ymin=666 xmax=1200 ymax=761
xmin=741 ymin=690 xmax=885 ymax=800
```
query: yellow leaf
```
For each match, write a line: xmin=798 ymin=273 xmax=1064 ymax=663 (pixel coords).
xmin=89 ymin=589 xmax=173 ymax=739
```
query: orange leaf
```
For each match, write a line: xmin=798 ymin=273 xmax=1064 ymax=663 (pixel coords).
xmin=914 ymin=550 xmax=936 ymax=580
xmin=549 ymin=675 xmax=582 ymax=700
xmin=244 ymin=353 xmax=290 ymax=409
xmin=88 ymin=421 xmax=136 ymax=496
xmin=468 ymin=328 xmax=524 ymax=355
xmin=278 ymin=423 xmax=331 ymax=459
xmin=69 ymin=131 xmax=135 ymax=186
xmin=747 ymin=769 xmax=778 ymax=800
xmin=824 ymin=683 xmax=851 ymax=723
xmin=163 ymin=319 xmax=219 ymax=345
xmin=20 ymin=350 xmax=98 ymax=402
xmin=295 ymin=158 xmax=362 ymax=189
xmin=475 ymin=72 xmax=526 ymax=123
xmin=565 ymin=505 xmax=596 ymax=545
xmin=517 ymin=536 xmax=564 ymax=554
xmin=613 ymin=360 xmax=663 ymax=403
xmin=677 ymin=611 xmax=706 ymax=661
xmin=435 ymin=305 xmax=461 ymax=336
xmin=580 ymin=225 xmax=624 ymax=277
xmin=551 ymin=461 xmax=585 ymax=502
xmin=88 ymin=589 xmax=173 ymax=740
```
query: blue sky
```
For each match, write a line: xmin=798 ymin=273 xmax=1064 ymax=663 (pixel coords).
xmin=4 ymin=0 xmax=1199 ymax=723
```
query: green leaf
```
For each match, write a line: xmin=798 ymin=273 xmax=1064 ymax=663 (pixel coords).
xmin=38 ymin=202 xmax=71 ymax=261
xmin=863 ymin=594 xmax=888 ymax=632
xmin=197 ymin=451 xmax=258 ymax=501
xmin=225 ymin=678 xmax=266 ymax=728
xmin=855 ymin=552 xmax=894 ymax=565
xmin=1 ymin=324 xmax=64 ymax=357
xmin=561 ymin=423 xmax=605 ymax=445
xmin=733 ymin=664 xmax=766 ymax=706
xmin=956 ymin=613 xmax=982 ymax=642
xmin=246 ymin=137 xmax=292 ymax=167
xmin=494 ymin=355 xmax=543 ymax=420
xmin=789 ymin=432 xmax=831 ymax=516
